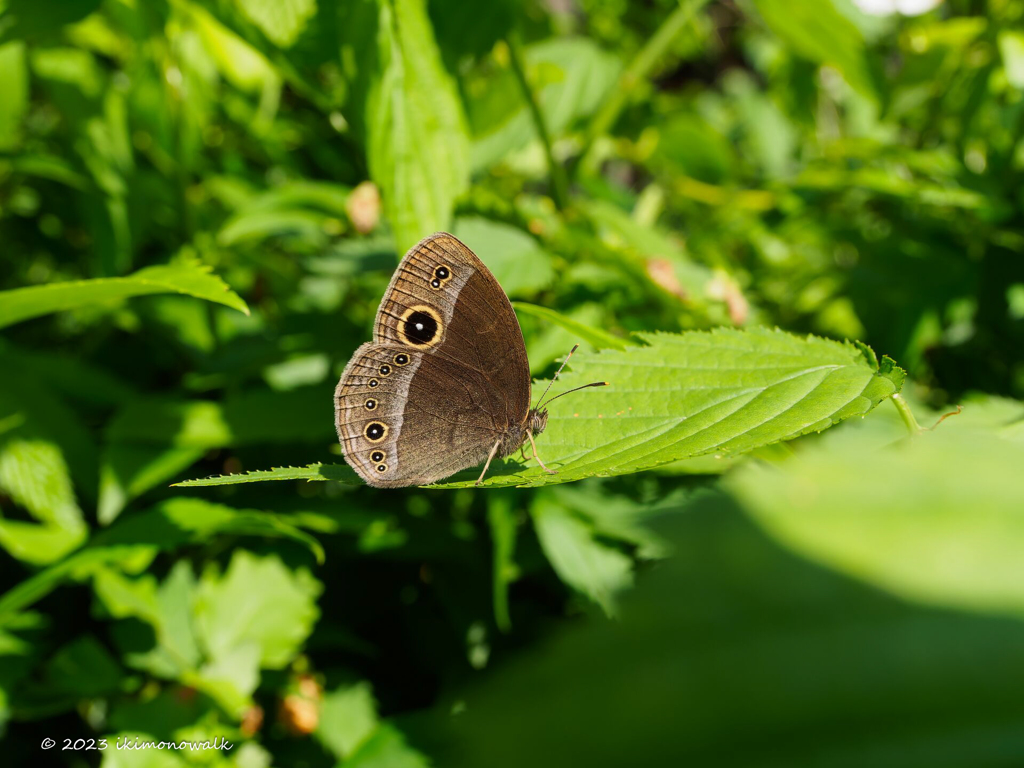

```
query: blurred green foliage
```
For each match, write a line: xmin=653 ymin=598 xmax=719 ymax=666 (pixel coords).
xmin=0 ymin=0 xmax=1022 ymax=766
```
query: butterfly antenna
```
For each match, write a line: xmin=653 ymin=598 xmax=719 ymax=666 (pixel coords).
xmin=535 ymin=344 xmax=610 ymax=410
xmin=540 ymin=380 xmax=609 ymax=408
xmin=534 ymin=344 xmax=579 ymax=410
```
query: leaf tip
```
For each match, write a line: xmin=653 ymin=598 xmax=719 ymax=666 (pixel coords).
xmin=878 ymin=355 xmax=907 ymax=393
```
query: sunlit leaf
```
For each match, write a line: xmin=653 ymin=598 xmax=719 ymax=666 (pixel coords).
xmin=453 ymin=217 xmax=555 ymax=297
xmin=0 ymin=260 xmax=249 ymax=329
xmin=0 ymin=41 xmax=27 ymax=151
xmin=194 ymin=550 xmax=321 ymax=669
xmin=752 ymin=0 xmax=877 ymax=99
xmin=513 ymin=302 xmax=630 ymax=351
xmin=730 ymin=430 xmax=1024 ymax=617
xmin=233 ymin=0 xmax=317 ymax=49
xmin=177 ymin=329 xmax=904 ymax=491
xmin=366 ymin=0 xmax=470 ymax=255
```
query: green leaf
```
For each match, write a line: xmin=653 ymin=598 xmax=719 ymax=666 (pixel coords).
xmin=0 ymin=41 xmax=27 ymax=151
xmin=0 ymin=498 xmax=324 ymax=621
xmin=0 ymin=520 xmax=84 ymax=566
xmin=487 ymin=493 xmax=518 ymax=632
xmin=532 ymin=493 xmax=633 ymax=615
xmin=729 ymin=430 xmax=1024 ymax=617
xmin=0 ymin=260 xmax=249 ymax=329
xmin=470 ymin=38 xmax=621 ymax=172
xmin=437 ymin=328 xmax=905 ymax=488
xmin=999 ymin=30 xmax=1024 ymax=90
xmin=233 ymin=0 xmax=317 ymax=49
xmin=106 ymin=385 xmax=333 ymax=448
xmin=173 ymin=462 xmax=357 ymax=487
xmin=194 ymin=550 xmax=321 ymax=668
xmin=577 ymin=198 xmax=727 ymax=317
xmin=426 ymin=495 xmax=1024 ymax=768
xmin=366 ymin=0 xmax=470 ymax=255
xmin=452 ymin=217 xmax=555 ymax=297
xmin=513 ymin=302 xmax=630 ymax=351
xmin=346 ymin=723 xmax=430 ymax=768
xmin=752 ymin=0 xmax=876 ymax=100
xmin=317 ymin=681 xmax=380 ymax=759
xmin=98 ymin=446 xmax=205 ymax=525
xmin=218 ymin=208 xmax=332 ymax=247
xmin=0 ymin=438 xmax=84 ymax=532
xmin=177 ymin=329 xmax=904 ymax=490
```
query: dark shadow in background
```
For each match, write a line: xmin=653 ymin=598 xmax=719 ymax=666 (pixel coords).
xmin=413 ymin=491 xmax=1024 ymax=768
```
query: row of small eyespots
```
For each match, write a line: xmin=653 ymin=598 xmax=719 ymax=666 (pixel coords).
xmin=360 ymin=351 xmax=412 ymax=474
xmin=429 ymin=264 xmax=452 ymax=290
xmin=365 ymin=352 xmax=411 ymax=392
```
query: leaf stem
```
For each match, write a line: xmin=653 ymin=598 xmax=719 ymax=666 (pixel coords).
xmin=891 ymin=394 xmax=924 ymax=436
xmin=571 ymin=0 xmax=711 ymax=179
xmin=506 ymin=33 xmax=569 ymax=210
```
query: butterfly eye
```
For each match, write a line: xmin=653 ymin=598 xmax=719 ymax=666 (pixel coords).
xmin=379 ymin=364 xmax=391 ymax=376
xmin=364 ymin=399 xmax=377 ymax=410
xmin=375 ymin=463 xmax=388 ymax=473
xmin=368 ymin=379 xmax=379 ymax=388
xmin=371 ymin=451 xmax=385 ymax=463
xmin=394 ymin=353 xmax=410 ymax=366
xmin=365 ymin=422 xmax=388 ymax=442
xmin=434 ymin=265 xmax=450 ymax=280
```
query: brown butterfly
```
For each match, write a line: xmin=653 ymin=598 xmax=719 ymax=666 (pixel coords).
xmin=334 ymin=232 xmax=605 ymax=488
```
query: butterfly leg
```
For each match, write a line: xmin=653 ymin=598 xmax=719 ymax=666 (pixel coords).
xmin=475 ymin=438 xmax=503 ymax=486
xmin=527 ymin=430 xmax=557 ymax=475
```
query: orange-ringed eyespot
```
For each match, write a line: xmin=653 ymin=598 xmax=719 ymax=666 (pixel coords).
xmin=371 ymin=451 xmax=385 ymax=463
xmin=394 ymin=353 xmax=410 ymax=366
xmin=399 ymin=305 xmax=442 ymax=347
xmin=365 ymin=422 xmax=387 ymax=442
xmin=435 ymin=265 xmax=450 ymax=280
xmin=379 ymin=364 xmax=391 ymax=376
xmin=365 ymin=399 xmax=377 ymax=410
xmin=376 ymin=464 xmax=387 ymax=473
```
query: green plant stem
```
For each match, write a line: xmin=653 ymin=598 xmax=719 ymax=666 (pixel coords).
xmin=892 ymin=394 xmax=924 ymax=436
xmin=572 ymin=0 xmax=711 ymax=179
xmin=506 ymin=33 xmax=569 ymax=210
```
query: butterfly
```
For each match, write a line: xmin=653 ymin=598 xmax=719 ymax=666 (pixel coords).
xmin=334 ymin=232 xmax=605 ymax=488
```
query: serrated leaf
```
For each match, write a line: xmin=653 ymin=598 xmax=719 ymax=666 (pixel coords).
xmin=0 ymin=498 xmax=324 ymax=622
xmin=173 ymin=462 xmax=357 ymax=487
xmin=177 ymin=328 xmax=904 ymax=490
xmin=513 ymin=302 xmax=630 ymax=351
xmin=438 ymin=328 xmax=905 ymax=488
xmin=366 ymin=0 xmax=470 ymax=255
xmin=0 ymin=261 xmax=249 ymax=329
xmin=194 ymin=550 xmax=321 ymax=668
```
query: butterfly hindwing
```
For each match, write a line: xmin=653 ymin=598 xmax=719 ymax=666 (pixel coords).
xmin=335 ymin=343 xmax=500 ymax=487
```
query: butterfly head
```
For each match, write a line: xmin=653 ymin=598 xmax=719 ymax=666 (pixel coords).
xmin=527 ymin=407 xmax=549 ymax=436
